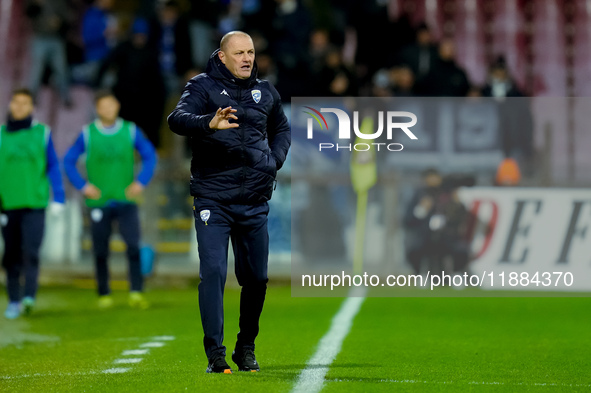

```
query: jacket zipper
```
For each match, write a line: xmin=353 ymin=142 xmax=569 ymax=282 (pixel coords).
xmin=237 ymin=86 xmax=246 ymax=199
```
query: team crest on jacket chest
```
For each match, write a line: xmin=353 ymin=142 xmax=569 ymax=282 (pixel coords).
xmin=251 ymin=89 xmax=261 ymax=103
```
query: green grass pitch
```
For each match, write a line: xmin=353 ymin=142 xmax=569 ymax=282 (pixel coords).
xmin=1 ymin=285 xmax=590 ymax=392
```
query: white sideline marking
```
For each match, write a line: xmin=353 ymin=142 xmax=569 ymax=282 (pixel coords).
xmin=121 ymin=349 xmax=149 ymax=356
xmin=291 ymin=287 xmax=367 ymax=393
xmin=102 ymin=368 xmax=130 ymax=374
xmin=113 ymin=358 xmax=143 ymax=364
xmin=2 ymin=335 xmax=175 ymax=380
xmin=0 ymin=371 xmax=97 ymax=380
xmin=330 ymin=378 xmax=591 ymax=388
xmin=3 ymin=371 xmax=588 ymax=389
xmin=140 ymin=342 xmax=165 ymax=348
xmin=152 ymin=336 xmax=176 ymax=341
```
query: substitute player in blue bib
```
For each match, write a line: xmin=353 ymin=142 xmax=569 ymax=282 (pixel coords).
xmin=64 ymin=90 xmax=157 ymax=310
xmin=168 ymin=31 xmax=291 ymax=373
xmin=0 ymin=88 xmax=65 ymax=319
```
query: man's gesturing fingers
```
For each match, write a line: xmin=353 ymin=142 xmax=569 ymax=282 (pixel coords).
xmin=210 ymin=106 xmax=239 ymax=129
xmin=219 ymin=106 xmax=237 ymax=116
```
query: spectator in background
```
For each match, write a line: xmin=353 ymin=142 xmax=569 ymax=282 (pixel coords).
xmin=371 ymin=67 xmax=395 ymax=97
xmin=315 ymin=48 xmax=357 ymax=96
xmin=309 ymin=29 xmax=333 ymax=76
xmin=81 ymin=0 xmax=116 ymax=85
xmin=482 ymin=57 xmax=533 ymax=165
xmin=399 ymin=23 xmax=438 ymax=91
xmin=271 ymin=0 xmax=313 ymax=97
xmin=350 ymin=1 xmax=400 ymax=85
xmin=403 ymin=168 xmax=444 ymax=276
xmin=431 ymin=175 xmax=472 ymax=276
xmin=391 ymin=65 xmax=416 ymax=97
xmin=403 ymin=169 xmax=471 ymax=278
xmin=482 ymin=56 xmax=524 ymax=99
xmin=256 ymin=51 xmax=278 ymax=85
xmin=188 ymin=0 xmax=222 ymax=69
xmin=371 ymin=65 xmax=415 ymax=97
xmin=419 ymin=38 xmax=470 ymax=97
xmin=152 ymin=0 xmax=194 ymax=94
xmin=25 ymin=0 xmax=73 ymax=106
xmin=0 ymin=88 xmax=65 ymax=319
xmin=96 ymin=18 xmax=166 ymax=148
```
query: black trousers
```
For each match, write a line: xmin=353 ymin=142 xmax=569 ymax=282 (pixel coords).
xmin=1 ymin=209 xmax=45 ymax=303
xmin=193 ymin=197 xmax=269 ymax=360
xmin=89 ymin=204 xmax=142 ymax=296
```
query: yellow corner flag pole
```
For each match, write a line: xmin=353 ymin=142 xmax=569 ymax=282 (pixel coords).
xmin=350 ymin=116 xmax=377 ymax=275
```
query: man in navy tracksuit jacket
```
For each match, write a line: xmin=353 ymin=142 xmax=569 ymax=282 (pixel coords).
xmin=168 ymin=31 xmax=290 ymax=374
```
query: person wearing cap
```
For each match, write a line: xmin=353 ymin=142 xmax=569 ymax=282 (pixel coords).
xmin=168 ymin=31 xmax=290 ymax=374
xmin=0 ymin=88 xmax=65 ymax=319
xmin=64 ymin=90 xmax=157 ymax=310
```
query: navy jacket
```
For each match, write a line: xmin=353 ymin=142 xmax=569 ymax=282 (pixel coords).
xmin=168 ymin=50 xmax=291 ymax=204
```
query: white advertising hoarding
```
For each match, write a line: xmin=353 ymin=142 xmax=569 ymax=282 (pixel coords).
xmin=459 ymin=188 xmax=591 ymax=291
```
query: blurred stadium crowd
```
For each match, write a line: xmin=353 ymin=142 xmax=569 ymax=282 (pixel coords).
xmin=13 ymin=0 xmax=545 ymax=155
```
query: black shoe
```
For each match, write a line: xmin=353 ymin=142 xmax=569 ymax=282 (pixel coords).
xmin=206 ymin=355 xmax=232 ymax=374
xmin=232 ymin=348 xmax=260 ymax=372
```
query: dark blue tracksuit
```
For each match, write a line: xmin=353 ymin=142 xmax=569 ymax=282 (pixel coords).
xmin=168 ymin=50 xmax=291 ymax=360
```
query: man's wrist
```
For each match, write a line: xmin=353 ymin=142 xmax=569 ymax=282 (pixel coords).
xmin=205 ymin=113 xmax=217 ymax=132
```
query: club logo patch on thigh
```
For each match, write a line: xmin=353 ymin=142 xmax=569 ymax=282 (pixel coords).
xmin=0 ymin=214 xmax=7 ymax=227
xmin=199 ymin=209 xmax=210 ymax=225
xmin=91 ymin=208 xmax=103 ymax=222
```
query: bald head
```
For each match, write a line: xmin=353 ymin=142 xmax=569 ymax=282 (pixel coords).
xmin=220 ymin=31 xmax=252 ymax=52
xmin=218 ymin=31 xmax=255 ymax=79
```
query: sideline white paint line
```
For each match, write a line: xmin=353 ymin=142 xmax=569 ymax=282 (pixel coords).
xmin=0 ymin=371 xmax=97 ymax=380
xmin=291 ymin=287 xmax=367 ymax=393
xmin=102 ymin=368 xmax=130 ymax=374
xmin=2 ymin=335 xmax=176 ymax=380
xmin=330 ymin=378 xmax=591 ymax=388
xmin=113 ymin=358 xmax=143 ymax=364
xmin=140 ymin=342 xmax=165 ymax=348
xmin=121 ymin=349 xmax=149 ymax=356
xmin=3 ymin=371 xmax=588 ymax=389
xmin=152 ymin=336 xmax=176 ymax=341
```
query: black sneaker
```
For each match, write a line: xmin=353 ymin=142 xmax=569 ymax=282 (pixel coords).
xmin=206 ymin=355 xmax=232 ymax=374
xmin=232 ymin=348 xmax=260 ymax=372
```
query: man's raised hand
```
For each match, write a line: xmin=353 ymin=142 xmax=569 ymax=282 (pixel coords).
xmin=209 ymin=106 xmax=239 ymax=130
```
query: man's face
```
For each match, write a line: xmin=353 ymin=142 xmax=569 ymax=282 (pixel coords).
xmin=9 ymin=94 xmax=34 ymax=121
xmin=95 ymin=96 xmax=120 ymax=124
xmin=417 ymin=29 xmax=431 ymax=46
xmin=424 ymin=173 xmax=443 ymax=188
xmin=439 ymin=40 xmax=455 ymax=61
xmin=491 ymin=68 xmax=508 ymax=82
xmin=219 ymin=35 xmax=255 ymax=80
xmin=97 ymin=0 xmax=114 ymax=10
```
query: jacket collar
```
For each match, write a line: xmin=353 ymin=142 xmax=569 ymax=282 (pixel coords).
xmin=6 ymin=115 xmax=33 ymax=132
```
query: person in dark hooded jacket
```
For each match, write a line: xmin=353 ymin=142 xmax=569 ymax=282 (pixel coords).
xmin=167 ymin=31 xmax=290 ymax=374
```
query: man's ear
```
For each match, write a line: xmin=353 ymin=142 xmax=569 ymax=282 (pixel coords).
xmin=218 ymin=51 xmax=226 ymax=65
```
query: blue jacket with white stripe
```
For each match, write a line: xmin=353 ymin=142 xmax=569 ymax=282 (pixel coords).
xmin=167 ymin=50 xmax=291 ymax=204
